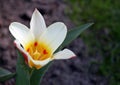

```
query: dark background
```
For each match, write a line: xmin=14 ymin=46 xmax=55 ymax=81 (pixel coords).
xmin=0 ymin=0 xmax=119 ymax=85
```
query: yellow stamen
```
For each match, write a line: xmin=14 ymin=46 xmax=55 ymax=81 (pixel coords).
xmin=25 ymin=41 xmax=52 ymax=60
xmin=24 ymin=41 xmax=52 ymax=69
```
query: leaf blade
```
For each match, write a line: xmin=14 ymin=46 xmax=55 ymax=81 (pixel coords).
xmin=16 ymin=51 xmax=32 ymax=85
xmin=0 ymin=68 xmax=15 ymax=82
xmin=61 ymin=23 xmax=94 ymax=48
xmin=30 ymin=62 xmax=51 ymax=85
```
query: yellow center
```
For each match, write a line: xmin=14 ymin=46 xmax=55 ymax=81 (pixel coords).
xmin=24 ymin=41 xmax=52 ymax=69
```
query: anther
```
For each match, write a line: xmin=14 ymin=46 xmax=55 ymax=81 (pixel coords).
xmin=27 ymin=48 xmax=30 ymax=52
xmin=34 ymin=42 xmax=38 ymax=46
xmin=43 ymin=49 xmax=48 ymax=54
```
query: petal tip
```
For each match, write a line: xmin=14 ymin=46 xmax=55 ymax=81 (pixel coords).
xmin=34 ymin=8 xmax=39 ymax=13
xmin=53 ymin=49 xmax=76 ymax=60
xmin=9 ymin=22 xmax=15 ymax=30
xmin=70 ymin=56 xmax=77 ymax=59
xmin=33 ymin=8 xmax=42 ymax=16
xmin=55 ymin=22 xmax=67 ymax=34
xmin=57 ymin=22 xmax=67 ymax=29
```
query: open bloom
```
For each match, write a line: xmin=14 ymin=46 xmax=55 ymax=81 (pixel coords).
xmin=9 ymin=9 xmax=76 ymax=69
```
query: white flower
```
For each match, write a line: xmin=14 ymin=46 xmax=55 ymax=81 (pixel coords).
xmin=9 ymin=9 xmax=76 ymax=69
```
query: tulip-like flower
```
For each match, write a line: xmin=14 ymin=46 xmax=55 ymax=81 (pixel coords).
xmin=9 ymin=9 xmax=76 ymax=69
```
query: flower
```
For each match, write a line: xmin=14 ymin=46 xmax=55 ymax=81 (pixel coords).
xmin=9 ymin=9 xmax=76 ymax=69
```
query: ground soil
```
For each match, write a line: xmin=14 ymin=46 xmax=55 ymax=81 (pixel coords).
xmin=0 ymin=0 xmax=108 ymax=85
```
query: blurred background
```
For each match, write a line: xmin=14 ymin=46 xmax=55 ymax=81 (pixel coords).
xmin=0 ymin=0 xmax=120 ymax=85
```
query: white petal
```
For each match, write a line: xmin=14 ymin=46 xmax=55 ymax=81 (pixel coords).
xmin=29 ymin=57 xmax=51 ymax=66
xmin=53 ymin=49 xmax=76 ymax=59
xmin=30 ymin=9 xmax=46 ymax=39
xmin=9 ymin=22 xmax=34 ymax=47
xmin=40 ymin=22 xmax=67 ymax=53
xmin=14 ymin=40 xmax=51 ymax=66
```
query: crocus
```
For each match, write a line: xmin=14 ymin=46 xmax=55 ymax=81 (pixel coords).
xmin=9 ymin=9 xmax=76 ymax=69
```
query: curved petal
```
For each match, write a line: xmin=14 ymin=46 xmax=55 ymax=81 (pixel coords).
xmin=30 ymin=9 xmax=46 ymax=39
xmin=9 ymin=22 xmax=34 ymax=47
xmin=14 ymin=40 xmax=51 ymax=68
xmin=53 ymin=49 xmax=76 ymax=59
xmin=39 ymin=22 xmax=67 ymax=53
xmin=14 ymin=40 xmax=29 ymax=63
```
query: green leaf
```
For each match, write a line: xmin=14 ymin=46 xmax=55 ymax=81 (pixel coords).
xmin=16 ymin=51 xmax=32 ymax=85
xmin=0 ymin=67 xmax=15 ymax=82
xmin=61 ymin=23 xmax=94 ymax=48
xmin=30 ymin=62 xmax=51 ymax=85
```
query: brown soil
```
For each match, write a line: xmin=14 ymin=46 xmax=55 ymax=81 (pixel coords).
xmin=0 ymin=0 xmax=108 ymax=85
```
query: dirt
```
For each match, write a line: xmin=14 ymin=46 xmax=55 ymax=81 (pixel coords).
xmin=0 ymin=0 xmax=108 ymax=85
